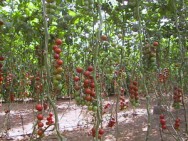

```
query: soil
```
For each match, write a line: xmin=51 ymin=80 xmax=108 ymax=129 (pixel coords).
xmin=0 ymin=96 xmax=188 ymax=141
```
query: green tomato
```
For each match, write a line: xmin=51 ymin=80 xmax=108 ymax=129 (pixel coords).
xmin=92 ymin=106 xmax=98 ymax=112
xmin=53 ymin=79 xmax=59 ymax=86
xmin=150 ymin=57 xmax=156 ymax=62
xmin=86 ymin=101 xmax=91 ymax=106
xmin=75 ymin=96 xmax=80 ymax=102
xmin=81 ymin=100 xmax=85 ymax=106
xmin=111 ymin=43 xmax=116 ymax=47
xmin=88 ymin=106 xmax=93 ymax=111
xmin=56 ymin=83 xmax=62 ymax=90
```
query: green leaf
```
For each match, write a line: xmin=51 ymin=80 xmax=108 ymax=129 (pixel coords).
xmin=68 ymin=10 xmax=76 ymax=17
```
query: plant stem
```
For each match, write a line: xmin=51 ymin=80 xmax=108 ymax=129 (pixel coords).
xmin=41 ymin=0 xmax=66 ymax=140
xmin=93 ymin=1 xmax=103 ymax=140
xmin=135 ymin=0 xmax=151 ymax=140
xmin=173 ymin=0 xmax=188 ymax=134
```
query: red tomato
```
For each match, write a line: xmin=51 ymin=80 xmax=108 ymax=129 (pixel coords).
xmin=160 ymin=119 xmax=166 ymax=125
xmin=74 ymin=76 xmax=80 ymax=82
xmin=37 ymin=129 xmax=44 ymax=136
xmin=84 ymin=71 xmax=90 ymax=77
xmin=153 ymin=41 xmax=159 ymax=46
xmin=87 ymin=66 xmax=93 ymax=72
xmin=37 ymin=114 xmax=43 ymax=120
xmin=56 ymin=59 xmax=63 ymax=65
xmin=0 ymin=56 xmax=4 ymax=61
xmin=84 ymin=88 xmax=92 ymax=95
xmin=36 ymin=104 xmax=43 ymax=111
xmin=55 ymin=38 xmax=62 ymax=45
xmin=54 ymin=48 xmax=62 ymax=54
xmin=98 ymin=128 xmax=105 ymax=135
xmin=76 ymin=67 xmax=83 ymax=73
xmin=54 ymin=53 xmax=60 ymax=59
xmin=38 ymin=121 xmax=44 ymax=127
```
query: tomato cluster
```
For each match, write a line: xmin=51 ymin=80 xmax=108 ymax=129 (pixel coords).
xmin=158 ymin=68 xmax=169 ymax=83
xmin=143 ymin=41 xmax=158 ymax=70
xmin=34 ymin=74 xmax=43 ymax=94
xmin=119 ymin=95 xmax=128 ymax=110
xmin=89 ymin=127 xmax=105 ymax=139
xmin=159 ymin=114 xmax=167 ymax=130
xmin=103 ymin=103 xmax=111 ymax=114
xmin=46 ymin=113 xmax=54 ymax=126
xmin=173 ymin=118 xmax=181 ymax=130
xmin=46 ymin=0 xmax=56 ymax=22
xmin=35 ymin=104 xmax=44 ymax=137
xmin=0 ymin=56 xmax=4 ymax=85
xmin=107 ymin=117 xmax=116 ymax=127
xmin=35 ymin=104 xmax=54 ymax=137
xmin=73 ymin=66 xmax=98 ymax=112
xmin=52 ymin=38 xmax=63 ymax=91
xmin=35 ymin=45 xmax=45 ymax=66
xmin=172 ymin=87 xmax=182 ymax=109
xmin=129 ymin=81 xmax=139 ymax=106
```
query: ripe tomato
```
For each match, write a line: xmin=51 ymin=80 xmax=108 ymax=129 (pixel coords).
xmin=87 ymin=66 xmax=93 ymax=72
xmin=55 ymin=38 xmax=62 ymax=45
xmin=98 ymin=128 xmax=104 ymax=135
xmin=0 ymin=56 xmax=4 ymax=61
xmin=36 ymin=104 xmax=43 ymax=111
xmin=90 ymin=82 xmax=95 ymax=88
xmin=84 ymin=88 xmax=92 ymax=94
xmin=38 ymin=121 xmax=44 ymax=127
xmin=54 ymin=53 xmax=60 ymax=59
xmin=90 ymin=91 xmax=96 ymax=97
xmin=52 ymin=45 xmax=58 ymax=51
xmin=85 ymin=95 xmax=92 ymax=101
xmin=56 ymin=59 xmax=63 ymax=65
xmin=84 ymin=71 xmax=90 ymax=77
xmin=175 ymin=118 xmax=180 ymax=123
xmin=161 ymin=124 xmax=167 ymax=129
xmin=37 ymin=129 xmax=44 ymax=136
xmin=74 ymin=76 xmax=80 ymax=82
xmin=101 ymin=35 xmax=107 ymax=41
xmin=153 ymin=41 xmax=159 ymax=46
xmin=37 ymin=114 xmax=43 ymax=120
xmin=47 ymin=116 xmax=52 ymax=121
xmin=76 ymin=67 xmax=83 ymax=73
xmin=49 ymin=112 xmax=53 ymax=117
xmin=91 ymin=128 xmax=96 ymax=137
xmin=160 ymin=119 xmax=166 ymax=125
xmin=84 ymin=79 xmax=90 ymax=85
xmin=54 ymin=48 xmax=62 ymax=54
